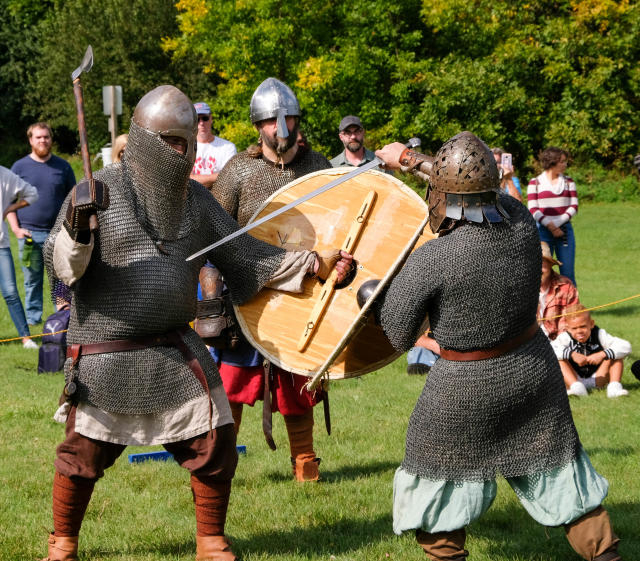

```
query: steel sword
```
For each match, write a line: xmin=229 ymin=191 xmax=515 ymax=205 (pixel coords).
xmin=185 ymin=138 xmax=421 ymax=261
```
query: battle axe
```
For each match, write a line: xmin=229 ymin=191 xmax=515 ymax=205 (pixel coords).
xmin=68 ymin=45 xmax=109 ymax=236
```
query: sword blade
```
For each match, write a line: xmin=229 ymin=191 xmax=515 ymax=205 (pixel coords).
xmin=186 ymin=158 xmax=383 ymax=261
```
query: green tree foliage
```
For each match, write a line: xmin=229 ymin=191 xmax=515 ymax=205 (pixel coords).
xmin=165 ymin=0 xmax=640 ymax=169
xmin=0 ymin=0 xmax=54 ymax=164
xmin=27 ymin=0 xmax=214 ymax=156
xmin=3 ymin=0 xmax=639 ymax=172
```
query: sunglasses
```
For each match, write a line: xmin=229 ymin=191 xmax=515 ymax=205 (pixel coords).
xmin=198 ymin=115 xmax=210 ymax=122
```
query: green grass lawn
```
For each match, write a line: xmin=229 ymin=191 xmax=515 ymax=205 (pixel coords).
xmin=1 ymin=202 xmax=638 ymax=560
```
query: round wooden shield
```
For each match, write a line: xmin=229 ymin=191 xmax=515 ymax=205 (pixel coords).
xmin=235 ymin=167 xmax=436 ymax=380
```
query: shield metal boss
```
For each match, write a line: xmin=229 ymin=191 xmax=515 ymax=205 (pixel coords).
xmin=234 ymin=167 xmax=436 ymax=380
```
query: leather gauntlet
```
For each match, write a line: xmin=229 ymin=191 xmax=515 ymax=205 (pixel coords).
xmin=314 ymin=249 xmax=341 ymax=281
xmin=399 ymin=148 xmax=434 ymax=181
xmin=64 ymin=178 xmax=109 ymax=240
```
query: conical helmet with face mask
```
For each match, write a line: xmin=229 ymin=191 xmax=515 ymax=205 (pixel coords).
xmin=124 ymin=85 xmax=198 ymax=241
xmin=427 ymin=131 xmax=507 ymax=232
xmin=249 ymin=77 xmax=301 ymax=139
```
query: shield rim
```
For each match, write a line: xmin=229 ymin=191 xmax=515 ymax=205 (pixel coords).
xmin=233 ymin=167 xmax=431 ymax=379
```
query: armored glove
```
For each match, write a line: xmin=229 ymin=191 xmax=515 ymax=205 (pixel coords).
xmin=63 ymin=178 xmax=109 ymax=241
xmin=194 ymin=266 xmax=239 ymax=349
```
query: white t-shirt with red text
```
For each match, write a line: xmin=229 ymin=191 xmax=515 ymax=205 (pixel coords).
xmin=192 ymin=137 xmax=237 ymax=175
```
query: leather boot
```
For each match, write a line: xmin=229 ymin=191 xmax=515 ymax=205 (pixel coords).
xmin=41 ymin=533 xmax=78 ymax=561
xmin=564 ymin=506 xmax=621 ymax=561
xmin=195 ymin=535 xmax=238 ymax=561
xmin=284 ymin=410 xmax=319 ymax=481
xmin=294 ymin=455 xmax=321 ymax=482
xmin=416 ymin=528 xmax=469 ymax=560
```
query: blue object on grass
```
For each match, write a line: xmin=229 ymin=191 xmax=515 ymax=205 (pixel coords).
xmin=128 ymin=451 xmax=173 ymax=463
xmin=129 ymin=445 xmax=247 ymax=463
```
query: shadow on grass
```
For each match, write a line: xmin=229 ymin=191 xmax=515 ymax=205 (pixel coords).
xmin=82 ymin=514 xmax=395 ymax=559
xmin=472 ymin=499 xmax=639 ymax=560
xmin=584 ymin=446 xmax=636 ymax=457
xmin=238 ymin=514 xmax=396 ymax=558
xmin=596 ymin=304 xmax=640 ymax=317
xmin=265 ymin=459 xmax=398 ymax=483
xmin=78 ymin=500 xmax=640 ymax=560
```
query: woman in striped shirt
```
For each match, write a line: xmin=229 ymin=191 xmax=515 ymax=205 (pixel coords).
xmin=527 ymin=147 xmax=578 ymax=285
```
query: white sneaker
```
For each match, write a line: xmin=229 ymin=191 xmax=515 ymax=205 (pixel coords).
xmin=22 ymin=338 xmax=39 ymax=349
xmin=607 ymin=382 xmax=628 ymax=398
xmin=567 ymin=381 xmax=588 ymax=396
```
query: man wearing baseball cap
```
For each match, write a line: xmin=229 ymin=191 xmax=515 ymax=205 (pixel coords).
xmin=190 ymin=101 xmax=237 ymax=189
xmin=330 ymin=115 xmax=379 ymax=169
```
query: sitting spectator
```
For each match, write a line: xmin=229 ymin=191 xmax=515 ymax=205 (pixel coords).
xmin=538 ymin=242 xmax=579 ymax=340
xmin=553 ymin=304 xmax=631 ymax=398
xmin=491 ymin=147 xmax=521 ymax=201
xmin=406 ymin=331 xmax=440 ymax=375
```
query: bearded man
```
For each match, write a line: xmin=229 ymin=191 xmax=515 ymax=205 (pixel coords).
xmin=210 ymin=78 xmax=332 ymax=482
xmin=330 ymin=115 xmax=377 ymax=168
xmin=41 ymin=85 xmax=351 ymax=561
xmin=371 ymin=132 xmax=622 ymax=561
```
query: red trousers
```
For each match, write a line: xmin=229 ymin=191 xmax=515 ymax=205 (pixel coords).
xmin=219 ymin=363 xmax=322 ymax=416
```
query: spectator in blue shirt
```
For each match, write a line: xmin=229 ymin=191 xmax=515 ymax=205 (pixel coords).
xmin=8 ymin=122 xmax=75 ymax=325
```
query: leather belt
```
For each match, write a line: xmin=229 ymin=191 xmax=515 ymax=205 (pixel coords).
xmin=440 ymin=322 xmax=539 ymax=362
xmin=66 ymin=326 xmax=213 ymax=432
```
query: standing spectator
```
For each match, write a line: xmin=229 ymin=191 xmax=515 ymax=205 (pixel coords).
xmin=0 ymin=166 xmax=39 ymax=348
xmin=330 ymin=115 xmax=378 ymax=168
xmin=9 ymin=122 xmax=75 ymax=325
xmin=538 ymin=242 xmax=580 ymax=340
xmin=190 ymin=101 xmax=237 ymax=189
xmin=111 ymin=133 xmax=128 ymax=163
xmin=527 ymin=147 xmax=578 ymax=285
xmin=491 ymin=147 xmax=522 ymax=201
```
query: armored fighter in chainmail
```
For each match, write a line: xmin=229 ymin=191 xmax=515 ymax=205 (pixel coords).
xmin=40 ymin=85 xmax=351 ymax=561
xmin=371 ymin=133 xmax=622 ymax=561
xmin=209 ymin=78 xmax=332 ymax=482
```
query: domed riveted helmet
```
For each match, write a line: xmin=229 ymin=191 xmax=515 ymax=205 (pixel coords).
xmin=249 ymin=77 xmax=301 ymax=138
xmin=426 ymin=132 xmax=508 ymax=232
xmin=132 ymin=85 xmax=198 ymax=164
xmin=430 ymin=131 xmax=500 ymax=194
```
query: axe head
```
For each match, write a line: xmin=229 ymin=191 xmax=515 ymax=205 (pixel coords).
xmin=71 ymin=45 xmax=93 ymax=81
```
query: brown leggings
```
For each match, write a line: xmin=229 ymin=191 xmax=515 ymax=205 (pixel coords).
xmin=52 ymin=406 xmax=238 ymax=537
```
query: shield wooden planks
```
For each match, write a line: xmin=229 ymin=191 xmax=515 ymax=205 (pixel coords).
xmin=234 ymin=167 xmax=436 ymax=380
